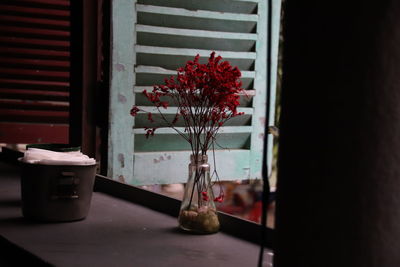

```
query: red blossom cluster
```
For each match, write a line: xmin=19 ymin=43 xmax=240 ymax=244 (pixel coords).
xmin=214 ymin=193 xmax=224 ymax=203
xmin=201 ymin=191 xmax=209 ymax=201
xmin=130 ymin=52 xmax=244 ymax=204
xmin=130 ymin=52 xmax=244 ymax=151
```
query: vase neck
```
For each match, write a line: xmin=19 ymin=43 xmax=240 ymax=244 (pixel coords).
xmin=190 ymin=154 xmax=208 ymax=164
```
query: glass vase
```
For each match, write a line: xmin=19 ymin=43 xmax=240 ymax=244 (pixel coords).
xmin=178 ymin=154 xmax=220 ymax=234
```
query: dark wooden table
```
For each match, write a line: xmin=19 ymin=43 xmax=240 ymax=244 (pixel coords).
xmin=0 ymin=162 xmax=272 ymax=267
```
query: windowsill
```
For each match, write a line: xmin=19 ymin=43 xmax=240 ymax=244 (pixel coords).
xmin=0 ymin=162 xmax=273 ymax=266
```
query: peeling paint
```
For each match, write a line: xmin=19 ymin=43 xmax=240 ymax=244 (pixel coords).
xmin=259 ymin=117 xmax=266 ymax=126
xmin=153 ymin=155 xmax=171 ymax=164
xmin=118 ymin=93 xmax=127 ymax=103
xmin=118 ymin=153 xmax=125 ymax=168
xmin=118 ymin=175 xmax=125 ymax=183
xmin=115 ymin=63 xmax=125 ymax=72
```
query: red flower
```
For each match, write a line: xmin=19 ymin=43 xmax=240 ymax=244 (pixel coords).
xmin=144 ymin=128 xmax=156 ymax=138
xmin=160 ymin=101 xmax=169 ymax=109
xmin=130 ymin=106 xmax=140 ymax=116
xmin=147 ymin=112 xmax=154 ymax=122
xmin=214 ymin=193 xmax=224 ymax=203
xmin=201 ymin=192 xmax=209 ymax=201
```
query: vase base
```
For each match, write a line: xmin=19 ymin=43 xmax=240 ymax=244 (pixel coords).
xmin=178 ymin=209 xmax=220 ymax=234
xmin=179 ymin=225 xmax=219 ymax=235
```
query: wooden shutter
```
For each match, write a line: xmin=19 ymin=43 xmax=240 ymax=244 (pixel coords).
xmin=108 ymin=0 xmax=282 ymax=185
xmin=0 ymin=0 xmax=70 ymax=144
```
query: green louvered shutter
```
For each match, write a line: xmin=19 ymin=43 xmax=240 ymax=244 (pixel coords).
xmin=108 ymin=0 xmax=282 ymax=185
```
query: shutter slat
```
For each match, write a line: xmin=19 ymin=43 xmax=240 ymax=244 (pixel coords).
xmin=136 ymin=53 xmax=254 ymax=73
xmin=137 ymin=0 xmax=258 ymax=14
xmin=134 ymin=110 xmax=253 ymax=128
xmin=0 ymin=15 xmax=70 ymax=29
xmin=134 ymin=86 xmax=254 ymax=107
xmin=134 ymin=133 xmax=251 ymax=152
xmin=135 ymin=45 xmax=256 ymax=59
xmin=0 ymin=4 xmax=69 ymax=18
xmin=0 ymin=109 xmax=68 ymax=123
xmin=137 ymin=25 xmax=257 ymax=40
xmin=137 ymin=4 xmax=257 ymax=22
xmin=137 ymin=5 xmax=257 ymax=33
xmin=0 ymin=122 xmax=68 ymax=144
xmin=0 ymin=78 xmax=69 ymax=91
xmin=0 ymin=88 xmax=69 ymax=101
xmin=135 ymin=65 xmax=255 ymax=77
xmin=0 ymin=47 xmax=69 ymax=59
xmin=134 ymin=86 xmax=256 ymax=94
xmin=0 ymin=57 xmax=69 ymax=69
xmin=0 ymin=99 xmax=68 ymax=111
xmin=0 ymin=25 xmax=69 ymax=39
xmin=134 ymin=126 xmax=252 ymax=134
xmin=137 ymin=25 xmax=256 ymax=52
xmin=11 ymin=0 xmax=70 ymax=8
xmin=0 ymin=36 xmax=69 ymax=49
xmin=134 ymin=127 xmax=252 ymax=152
xmin=135 ymin=65 xmax=254 ymax=89
xmin=0 ymin=67 xmax=69 ymax=81
xmin=135 ymin=106 xmax=252 ymax=115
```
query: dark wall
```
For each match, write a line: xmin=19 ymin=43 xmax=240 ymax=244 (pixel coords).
xmin=275 ymin=1 xmax=400 ymax=266
xmin=0 ymin=0 xmax=71 ymax=144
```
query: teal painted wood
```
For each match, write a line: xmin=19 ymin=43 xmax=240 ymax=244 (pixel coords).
xmin=135 ymin=65 xmax=255 ymax=89
xmin=133 ymin=126 xmax=252 ymax=152
xmin=137 ymin=0 xmax=259 ymax=14
xmin=134 ymin=47 xmax=256 ymax=59
xmin=135 ymin=46 xmax=256 ymax=72
xmin=267 ymin=0 xmax=283 ymax=175
xmin=134 ymin=86 xmax=254 ymax=107
xmin=249 ymin=0 xmax=282 ymax=178
xmin=136 ymin=4 xmax=258 ymax=22
xmin=137 ymin=5 xmax=257 ymax=33
xmin=248 ymin=0 xmax=267 ymax=179
xmin=108 ymin=0 xmax=282 ymax=185
xmin=134 ymin=106 xmax=253 ymax=115
xmin=107 ymin=0 xmax=136 ymax=184
xmin=136 ymin=25 xmax=258 ymax=40
xmin=132 ymin=150 xmax=251 ymax=185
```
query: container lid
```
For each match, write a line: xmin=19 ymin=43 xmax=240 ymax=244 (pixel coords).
xmin=20 ymin=148 xmax=95 ymax=166
xmin=26 ymin=144 xmax=81 ymax=152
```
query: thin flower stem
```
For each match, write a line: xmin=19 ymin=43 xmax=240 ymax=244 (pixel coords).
xmin=131 ymin=52 xmax=244 ymax=210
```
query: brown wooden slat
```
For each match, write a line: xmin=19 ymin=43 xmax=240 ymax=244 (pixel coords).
xmin=0 ymin=78 xmax=69 ymax=91
xmin=0 ymin=99 xmax=68 ymax=111
xmin=0 ymin=67 xmax=69 ymax=81
xmin=0 ymin=122 xmax=68 ymax=143
xmin=0 ymin=4 xmax=70 ymax=17
xmin=0 ymin=109 xmax=69 ymax=123
xmin=0 ymin=58 xmax=69 ymax=70
xmin=13 ymin=0 xmax=70 ymax=8
xmin=0 ymin=88 xmax=69 ymax=101
xmin=0 ymin=15 xmax=70 ymax=29
xmin=0 ymin=47 xmax=69 ymax=59
xmin=0 ymin=36 xmax=69 ymax=49
xmin=0 ymin=25 xmax=70 ymax=39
